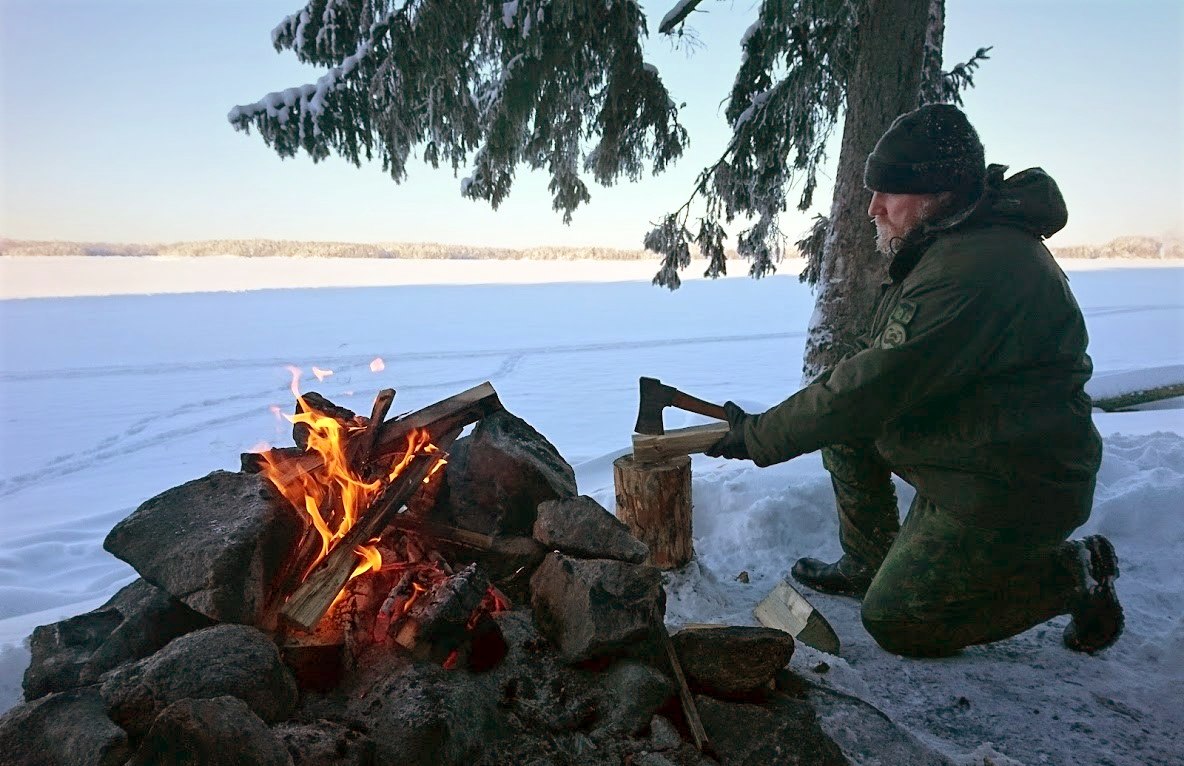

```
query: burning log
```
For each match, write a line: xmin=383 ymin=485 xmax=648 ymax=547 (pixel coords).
xmin=294 ymin=392 xmax=360 ymax=450
xmin=390 ymin=564 xmax=490 ymax=664
xmin=385 ymin=517 xmax=546 ymax=561
xmin=270 ymin=382 xmax=503 ymax=486
xmin=372 ymin=572 xmax=417 ymax=644
xmin=279 ymin=428 xmax=463 ymax=631
xmin=349 ymin=387 xmax=395 ymax=479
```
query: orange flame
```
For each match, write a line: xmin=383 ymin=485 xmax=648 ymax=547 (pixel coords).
xmin=312 ymin=366 xmax=333 ymax=381
xmin=350 ymin=544 xmax=383 ymax=579
xmin=370 ymin=357 xmax=385 ymax=372
xmin=259 ymin=368 xmax=447 ymax=588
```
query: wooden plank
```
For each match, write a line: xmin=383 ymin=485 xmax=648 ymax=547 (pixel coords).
xmin=631 ymin=422 xmax=729 ymax=464
xmin=754 ymin=578 xmax=841 ymax=656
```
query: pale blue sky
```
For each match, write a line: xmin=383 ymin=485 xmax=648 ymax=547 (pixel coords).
xmin=0 ymin=0 xmax=1180 ymax=249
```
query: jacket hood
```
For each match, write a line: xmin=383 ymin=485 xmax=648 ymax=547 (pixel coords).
xmin=932 ymin=164 xmax=1068 ymax=238
xmin=887 ymin=165 xmax=1068 ymax=282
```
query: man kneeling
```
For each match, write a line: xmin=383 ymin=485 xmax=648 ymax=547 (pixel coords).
xmin=707 ymin=104 xmax=1122 ymax=657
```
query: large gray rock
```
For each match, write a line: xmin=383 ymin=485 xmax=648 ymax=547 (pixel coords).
xmin=530 ymin=553 xmax=664 ymax=663
xmin=103 ymin=470 xmax=302 ymax=624
xmin=696 ymin=692 xmax=849 ymax=766
xmin=431 ymin=411 xmax=576 ymax=536
xmin=807 ymin=684 xmax=957 ymax=766
xmin=346 ymin=661 xmax=499 ymax=766
xmin=100 ymin=624 xmax=297 ymax=737
xmin=534 ymin=495 xmax=648 ymax=564
xmin=672 ymin=626 xmax=794 ymax=697
xmin=23 ymin=579 xmax=213 ymax=701
xmin=592 ymin=661 xmax=675 ymax=736
xmin=486 ymin=608 xmax=601 ymax=733
xmin=273 ymin=720 xmax=375 ymax=766
xmin=0 ymin=688 xmax=129 ymax=766
xmin=128 ymin=696 xmax=293 ymax=766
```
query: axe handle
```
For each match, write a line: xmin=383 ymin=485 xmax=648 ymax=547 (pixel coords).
xmin=670 ymin=391 xmax=728 ymax=422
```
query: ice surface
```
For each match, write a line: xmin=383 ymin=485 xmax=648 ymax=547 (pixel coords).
xmin=0 ymin=256 xmax=1181 ymax=765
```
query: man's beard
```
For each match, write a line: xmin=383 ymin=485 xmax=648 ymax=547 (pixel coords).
xmin=873 ymin=196 xmax=944 ymax=256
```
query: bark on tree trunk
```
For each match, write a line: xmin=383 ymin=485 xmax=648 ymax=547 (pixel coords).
xmin=802 ymin=0 xmax=931 ymax=381
xmin=613 ymin=454 xmax=693 ymax=569
xmin=922 ymin=0 xmax=946 ymax=102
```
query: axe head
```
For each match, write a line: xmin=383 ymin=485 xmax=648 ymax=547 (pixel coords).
xmin=634 ymin=376 xmax=676 ymax=435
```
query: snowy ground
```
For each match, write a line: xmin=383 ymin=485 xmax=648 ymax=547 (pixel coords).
xmin=1 ymin=256 xmax=1181 ymax=765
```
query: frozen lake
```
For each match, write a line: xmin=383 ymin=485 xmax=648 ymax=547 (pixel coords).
xmin=1 ymin=255 xmax=1181 ymax=765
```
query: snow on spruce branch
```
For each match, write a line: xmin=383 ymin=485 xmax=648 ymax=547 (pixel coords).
xmin=228 ymin=39 xmax=372 ymax=126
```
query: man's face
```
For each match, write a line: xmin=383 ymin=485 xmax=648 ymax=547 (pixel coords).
xmin=867 ymin=191 xmax=942 ymax=255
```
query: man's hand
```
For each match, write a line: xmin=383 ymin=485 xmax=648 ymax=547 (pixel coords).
xmin=705 ymin=401 xmax=752 ymax=460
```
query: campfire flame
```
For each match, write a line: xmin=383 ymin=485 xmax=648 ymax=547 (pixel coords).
xmin=260 ymin=367 xmax=442 ymax=583
xmin=257 ymin=369 xmax=507 ymax=662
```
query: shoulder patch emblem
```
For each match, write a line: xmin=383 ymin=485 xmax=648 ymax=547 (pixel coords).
xmin=880 ymin=322 xmax=908 ymax=348
xmin=890 ymin=300 xmax=917 ymax=324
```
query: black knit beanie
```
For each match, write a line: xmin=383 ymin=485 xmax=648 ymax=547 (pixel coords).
xmin=864 ymin=104 xmax=986 ymax=196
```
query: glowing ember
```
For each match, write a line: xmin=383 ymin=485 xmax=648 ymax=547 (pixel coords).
xmin=370 ymin=357 xmax=385 ymax=372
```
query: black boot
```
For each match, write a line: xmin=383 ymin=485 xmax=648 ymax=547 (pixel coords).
xmin=791 ymin=555 xmax=874 ymax=598
xmin=1063 ymin=535 xmax=1124 ymax=653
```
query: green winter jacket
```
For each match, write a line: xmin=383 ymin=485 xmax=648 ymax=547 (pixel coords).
xmin=743 ymin=167 xmax=1102 ymax=531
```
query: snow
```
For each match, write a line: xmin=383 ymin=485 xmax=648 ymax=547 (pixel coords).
xmin=1 ymin=256 xmax=1182 ymax=765
xmin=659 ymin=0 xmax=701 ymax=33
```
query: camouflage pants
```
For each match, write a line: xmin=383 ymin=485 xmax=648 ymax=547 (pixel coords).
xmin=821 ymin=443 xmax=1084 ymax=657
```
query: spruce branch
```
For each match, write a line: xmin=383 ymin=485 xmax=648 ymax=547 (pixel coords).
xmin=232 ymin=0 xmax=688 ymax=222
xmin=922 ymin=45 xmax=992 ymax=106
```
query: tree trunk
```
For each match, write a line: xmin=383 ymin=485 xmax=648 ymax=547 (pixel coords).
xmin=921 ymin=0 xmax=947 ymax=103
xmin=802 ymin=0 xmax=931 ymax=381
xmin=613 ymin=454 xmax=693 ymax=569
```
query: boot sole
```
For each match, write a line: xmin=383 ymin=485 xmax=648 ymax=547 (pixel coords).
xmin=1083 ymin=534 xmax=1119 ymax=584
xmin=790 ymin=562 xmax=870 ymax=599
xmin=1067 ymin=535 xmax=1124 ymax=653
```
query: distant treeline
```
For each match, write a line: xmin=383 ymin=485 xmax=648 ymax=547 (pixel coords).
xmin=0 ymin=235 xmax=1178 ymax=260
xmin=1049 ymin=236 xmax=1181 ymax=260
xmin=0 ymin=238 xmax=665 ymax=261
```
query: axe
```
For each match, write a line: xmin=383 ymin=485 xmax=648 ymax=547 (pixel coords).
xmin=634 ymin=377 xmax=729 ymax=435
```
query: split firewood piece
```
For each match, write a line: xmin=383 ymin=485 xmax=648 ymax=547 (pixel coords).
xmin=631 ymin=422 xmax=730 ymax=464
xmin=280 ymin=428 xmax=462 ymax=631
xmin=385 ymin=517 xmax=546 ymax=561
xmin=372 ymin=571 xmax=417 ymax=644
xmin=391 ymin=563 xmax=489 ymax=663
xmin=241 ymin=446 xmax=302 ymax=474
xmin=754 ymin=578 xmax=840 ymax=656
xmin=271 ymin=381 xmax=503 ymax=486
xmin=658 ymin=622 xmax=713 ymax=756
xmin=348 ymin=388 xmax=396 ymax=479
xmin=263 ymin=482 xmax=340 ymax=624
